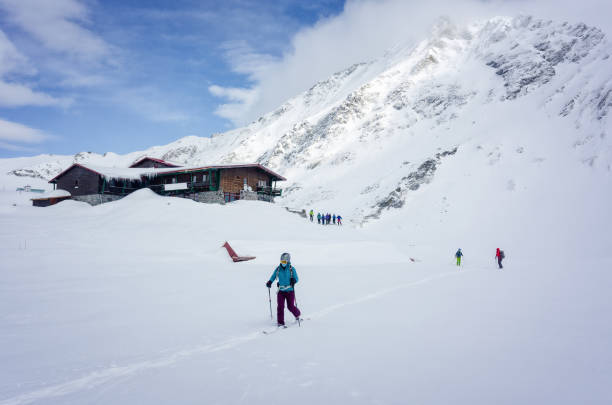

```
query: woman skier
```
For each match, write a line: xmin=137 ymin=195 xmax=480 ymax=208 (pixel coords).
xmin=266 ymin=253 xmax=301 ymax=327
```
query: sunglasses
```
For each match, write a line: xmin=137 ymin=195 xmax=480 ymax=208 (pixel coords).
xmin=280 ymin=260 xmax=288 ymax=265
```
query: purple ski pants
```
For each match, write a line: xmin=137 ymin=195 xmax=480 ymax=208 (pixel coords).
xmin=277 ymin=290 xmax=300 ymax=325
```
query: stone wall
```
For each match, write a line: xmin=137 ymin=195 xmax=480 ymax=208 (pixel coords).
xmin=190 ymin=190 xmax=225 ymax=204
xmin=239 ymin=190 xmax=259 ymax=201
xmin=256 ymin=193 xmax=274 ymax=203
xmin=73 ymin=190 xmax=267 ymax=206
xmin=72 ymin=194 xmax=123 ymax=206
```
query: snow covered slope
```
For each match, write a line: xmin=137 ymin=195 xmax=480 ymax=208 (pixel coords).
xmin=0 ymin=190 xmax=610 ymax=404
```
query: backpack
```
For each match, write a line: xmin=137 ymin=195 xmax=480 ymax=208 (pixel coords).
xmin=500 ymin=250 xmax=505 ymax=259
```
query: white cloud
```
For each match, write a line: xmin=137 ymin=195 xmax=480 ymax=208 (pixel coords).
xmin=0 ymin=29 xmax=31 ymax=76
xmin=209 ymin=0 xmax=612 ymax=126
xmin=0 ymin=81 xmax=69 ymax=107
xmin=0 ymin=0 xmax=112 ymax=62
xmin=0 ymin=0 xmax=116 ymax=111
xmin=0 ymin=29 xmax=70 ymax=107
xmin=209 ymin=84 xmax=259 ymax=123
xmin=0 ymin=117 xmax=52 ymax=151
xmin=220 ymin=40 xmax=281 ymax=76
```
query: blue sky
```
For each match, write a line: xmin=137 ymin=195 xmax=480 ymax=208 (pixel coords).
xmin=1 ymin=0 xmax=610 ymax=158
xmin=0 ymin=0 xmax=345 ymax=157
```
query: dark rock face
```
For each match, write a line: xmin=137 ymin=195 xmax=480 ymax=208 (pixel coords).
xmin=483 ymin=19 xmax=604 ymax=100
xmin=285 ymin=207 xmax=307 ymax=218
xmin=7 ymin=169 xmax=47 ymax=180
xmin=365 ymin=147 xmax=458 ymax=221
xmin=162 ymin=145 xmax=199 ymax=163
xmin=595 ymin=87 xmax=612 ymax=120
xmin=412 ymin=85 xmax=474 ymax=120
xmin=303 ymin=63 xmax=367 ymax=107
xmin=263 ymin=85 xmax=376 ymax=170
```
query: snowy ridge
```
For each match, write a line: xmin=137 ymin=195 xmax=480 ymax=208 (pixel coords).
xmin=2 ymin=16 xmax=612 ymax=224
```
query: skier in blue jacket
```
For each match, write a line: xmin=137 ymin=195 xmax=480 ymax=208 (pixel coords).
xmin=266 ymin=252 xmax=301 ymax=326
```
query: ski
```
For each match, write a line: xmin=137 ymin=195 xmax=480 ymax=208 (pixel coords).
xmin=262 ymin=318 xmax=310 ymax=334
xmin=262 ymin=325 xmax=287 ymax=335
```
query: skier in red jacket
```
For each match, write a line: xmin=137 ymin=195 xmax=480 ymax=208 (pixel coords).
xmin=495 ymin=248 xmax=505 ymax=269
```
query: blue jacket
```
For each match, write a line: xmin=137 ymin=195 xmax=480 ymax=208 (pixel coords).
xmin=269 ymin=263 xmax=299 ymax=292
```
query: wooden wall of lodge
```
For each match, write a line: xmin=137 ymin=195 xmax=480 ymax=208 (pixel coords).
xmin=219 ymin=167 xmax=272 ymax=194
xmin=55 ymin=166 xmax=101 ymax=196
xmin=32 ymin=196 xmax=71 ymax=207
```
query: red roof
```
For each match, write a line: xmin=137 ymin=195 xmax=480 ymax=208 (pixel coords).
xmin=48 ymin=162 xmax=286 ymax=183
xmin=48 ymin=163 xmax=103 ymax=183
xmin=153 ymin=164 xmax=286 ymax=181
xmin=129 ymin=157 xmax=181 ymax=168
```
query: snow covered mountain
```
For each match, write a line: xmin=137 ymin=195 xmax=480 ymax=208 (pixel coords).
xmin=3 ymin=16 xmax=612 ymax=227
xmin=2 ymin=15 xmax=612 ymax=405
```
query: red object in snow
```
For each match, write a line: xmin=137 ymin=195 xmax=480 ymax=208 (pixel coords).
xmin=222 ymin=241 xmax=256 ymax=262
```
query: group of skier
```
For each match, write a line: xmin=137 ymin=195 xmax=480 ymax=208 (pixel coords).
xmin=309 ymin=209 xmax=342 ymax=225
xmin=454 ymin=248 xmax=506 ymax=269
xmin=264 ymin=246 xmax=506 ymax=330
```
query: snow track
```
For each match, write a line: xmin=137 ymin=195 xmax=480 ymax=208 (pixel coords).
xmin=0 ymin=269 xmax=474 ymax=405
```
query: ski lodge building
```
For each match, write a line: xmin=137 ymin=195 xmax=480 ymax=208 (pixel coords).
xmin=42 ymin=157 xmax=285 ymax=206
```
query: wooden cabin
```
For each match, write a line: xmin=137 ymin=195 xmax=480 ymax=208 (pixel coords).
xmin=48 ymin=164 xmax=146 ymax=197
xmin=146 ymin=164 xmax=285 ymax=202
xmin=46 ymin=162 xmax=285 ymax=205
xmin=31 ymin=190 xmax=71 ymax=207
xmin=129 ymin=157 xmax=181 ymax=169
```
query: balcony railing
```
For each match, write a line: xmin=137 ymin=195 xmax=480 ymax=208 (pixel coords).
xmin=147 ymin=182 xmax=215 ymax=194
xmin=101 ymin=182 xmax=277 ymax=198
xmin=102 ymin=185 xmax=141 ymax=195
xmin=256 ymin=186 xmax=282 ymax=196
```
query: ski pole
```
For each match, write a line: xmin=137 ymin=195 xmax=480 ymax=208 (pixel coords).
xmin=267 ymin=287 xmax=273 ymax=320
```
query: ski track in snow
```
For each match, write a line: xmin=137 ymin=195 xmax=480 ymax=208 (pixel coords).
xmin=0 ymin=268 xmax=480 ymax=405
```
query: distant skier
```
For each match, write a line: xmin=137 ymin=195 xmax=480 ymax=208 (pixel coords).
xmin=333 ymin=214 xmax=336 ymax=224
xmin=495 ymin=248 xmax=505 ymax=269
xmin=337 ymin=215 xmax=342 ymax=225
xmin=309 ymin=209 xmax=314 ymax=222
xmin=327 ymin=213 xmax=331 ymax=224
xmin=266 ymin=253 xmax=301 ymax=327
xmin=455 ymin=248 xmax=463 ymax=266
xmin=317 ymin=212 xmax=321 ymax=224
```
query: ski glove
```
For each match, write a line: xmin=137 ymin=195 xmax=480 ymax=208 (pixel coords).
xmin=290 ymin=278 xmax=296 ymax=286
xmin=266 ymin=281 xmax=272 ymax=288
